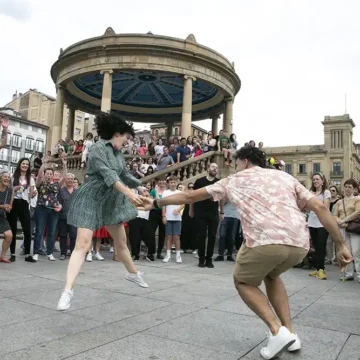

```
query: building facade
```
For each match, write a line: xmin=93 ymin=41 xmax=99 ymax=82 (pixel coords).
xmin=263 ymin=114 xmax=360 ymax=189
xmin=150 ymin=122 xmax=208 ymax=139
xmin=0 ymin=108 xmax=48 ymax=173
xmin=5 ymin=90 xmax=87 ymax=149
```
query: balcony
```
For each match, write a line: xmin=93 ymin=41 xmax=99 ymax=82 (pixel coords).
xmin=330 ymin=171 xmax=344 ymax=178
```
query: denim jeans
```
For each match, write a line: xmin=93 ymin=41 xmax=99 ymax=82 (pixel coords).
xmin=34 ymin=206 xmax=59 ymax=255
xmin=218 ymin=217 xmax=240 ymax=256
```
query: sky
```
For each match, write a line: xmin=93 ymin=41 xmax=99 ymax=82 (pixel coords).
xmin=1 ymin=0 xmax=360 ymax=146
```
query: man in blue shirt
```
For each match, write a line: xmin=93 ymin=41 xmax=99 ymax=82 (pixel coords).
xmin=176 ymin=138 xmax=191 ymax=163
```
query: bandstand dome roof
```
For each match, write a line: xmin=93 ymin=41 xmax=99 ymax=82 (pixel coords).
xmin=51 ymin=28 xmax=241 ymax=122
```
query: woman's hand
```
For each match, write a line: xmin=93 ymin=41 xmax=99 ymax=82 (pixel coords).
xmin=162 ymin=216 xmax=167 ymax=225
xmin=54 ymin=204 xmax=62 ymax=212
xmin=13 ymin=185 xmax=22 ymax=192
xmin=127 ymin=192 xmax=143 ymax=207
xmin=5 ymin=204 xmax=11 ymax=212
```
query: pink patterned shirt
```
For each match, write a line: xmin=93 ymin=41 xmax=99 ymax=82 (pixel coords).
xmin=206 ymin=167 xmax=313 ymax=250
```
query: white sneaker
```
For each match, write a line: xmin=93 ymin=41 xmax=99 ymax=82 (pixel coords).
xmin=162 ymin=254 xmax=171 ymax=263
xmin=86 ymin=253 xmax=93 ymax=262
xmin=125 ymin=271 xmax=148 ymax=288
xmin=192 ymin=250 xmax=197 ymax=255
xmin=109 ymin=247 xmax=114 ymax=253
xmin=176 ymin=255 xmax=182 ymax=263
xmin=94 ymin=252 xmax=104 ymax=261
xmin=33 ymin=254 xmax=39 ymax=262
xmin=47 ymin=254 xmax=56 ymax=261
xmin=260 ymin=326 xmax=296 ymax=359
xmin=57 ymin=289 xmax=73 ymax=311
xmin=287 ymin=333 xmax=301 ymax=352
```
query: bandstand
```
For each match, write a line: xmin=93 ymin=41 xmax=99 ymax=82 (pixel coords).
xmin=50 ymin=28 xmax=241 ymax=146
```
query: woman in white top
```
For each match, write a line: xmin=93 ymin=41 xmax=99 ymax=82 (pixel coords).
xmin=307 ymin=173 xmax=331 ymax=279
xmin=8 ymin=158 xmax=36 ymax=263
xmin=154 ymin=138 xmax=165 ymax=156
xmin=81 ymin=133 xmax=94 ymax=168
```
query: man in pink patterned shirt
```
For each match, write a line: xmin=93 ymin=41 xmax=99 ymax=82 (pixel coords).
xmin=141 ymin=146 xmax=352 ymax=360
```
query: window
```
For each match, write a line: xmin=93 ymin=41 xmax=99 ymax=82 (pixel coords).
xmin=285 ymin=164 xmax=292 ymax=174
xmin=11 ymin=150 xmax=20 ymax=163
xmin=12 ymin=134 xmax=22 ymax=147
xmin=35 ymin=140 xmax=44 ymax=153
xmin=333 ymin=180 xmax=341 ymax=188
xmin=6 ymin=133 xmax=11 ymax=146
xmin=313 ymin=163 xmax=321 ymax=173
xmin=74 ymin=128 xmax=81 ymax=135
xmin=14 ymin=121 xmax=20 ymax=128
xmin=25 ymin=152 xmax=33 ymax=159
xmin=333 ymin=162 xmax=341 ymax=175
xmin=37 ymin=128 xmax=42 ymax=134
xmin=0 ymin=148 xmax=9 ymax=161
xmin=28 ymin=125 xmax=32 ymax=131
xmin=76 ymin=115 xmax=83 ymax=123
xmin=174 ymin=127 xmax=179 ymax=136
xmin=11 ymin=166 xmax=16 ymax=173
xmin=298 ymin=163 xmax=306 ymax=174
xmin=25 ymin=137 xmax=34 ymax=150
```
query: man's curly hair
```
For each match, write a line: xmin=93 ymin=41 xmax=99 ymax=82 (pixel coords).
xmin=235 ymin=146 xmax=267 ymax=168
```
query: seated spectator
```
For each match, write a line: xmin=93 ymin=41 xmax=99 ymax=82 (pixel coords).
xmin=67 ymin=140 xmax=76 ymax=155
xmin=145 ymin=166 xmax=155 ymax=176
xmin=73 ymin=140 xmax=84 ymax=155
xmin=207 ymin=132 xmax=217 ymax=151
xmin=144 ymin=157 xmax=157 ymax=172
xmin=148 ymin=136 xmax=157 ymax=156
xmin=217 ymin=130 xmax=233 ymax=166
xmin=186 ymin=136 xmax=193 ymax=151
xmin=157 ymin=146 xmax=174 ymax=171
xmin=137 ymin=140 xmax=148 ymax=156
xmin=201 ymin=140 xmax=209 ymax=153
xmin=130 ymin=162 xmax=144 ymax=179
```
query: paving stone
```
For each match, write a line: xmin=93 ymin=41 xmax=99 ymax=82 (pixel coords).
xmin=143 ymin=309 xmax=267 ymax=356
xmin=337 ymin=335 xmax=360 ymax=360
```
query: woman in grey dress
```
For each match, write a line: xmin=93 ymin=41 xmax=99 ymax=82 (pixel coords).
xmin=57 ymin=113 xmax=148 ymax=311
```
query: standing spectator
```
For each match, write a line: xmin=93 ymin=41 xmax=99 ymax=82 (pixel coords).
xmin=157 ymin=147 xmax=174 ymax=171
xmin=214 ymin=201 xmax=239 ymax=262
xmin=173 ymin=137 xmax=179 ymax=147
xmin=74 ymin=140 xmax=84 ymax=155
xmin=230 ymin=133 xmax=239 ymax=150
xmin=148 ymin=136 xmax=157 ymax=156
xmin=67 ymin=140 xmax=76 ymax=156
xmin=217 ymin=130 xmax=233 ymax=166
xmin=162 ymin=177 xmax=184 ymax=263
xmin=176 ymin=138 xmax=191 ymax=163
xmin=168 ymin=144 xmax=177 ymax=163
xmin=308 ymin=173 xmax=331 ymax=280
xmin=149 ymin=179 xmax=167 ymax=259
xmin=145 ymin=166 xmax=155 ymax=176
xmin=190 ymin=163 xmax=223 ymax=268
xmin=7 ymin=157 xmax=36 ymax=263
xmin=207 ymin=132 xmax=217 ymax=151
xmin=81 ymin=133 xmax=94 ymax=168
xmin=0 ymin=171 xmax=14 ymax=263
xmin=193 ymin=143 xmax=203 ymax=157
xmin=180 ymin=182 xmax=196 ymax=253
xmin=248 ymin=140 xmax=256 ymax=147
xmin=137 ymin=140 xmax=148 ymax=156
xmin=129 ymin=189 xmax=156 ymax=262
xmin=258 ymin=142 xmax=264 ymax=150
xmin=154 ymin=138 xmax=165 ymax=156
xmin=0 ymin=115 xmax=9 ymax=149
xmin=33 ymin=153 xmax=43 ymax=169
xmin=58 ymin=174 xmax=78 ymax=260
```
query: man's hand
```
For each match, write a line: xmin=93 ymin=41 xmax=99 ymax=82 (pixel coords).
xmin=173 ymin=209 xmax=180 ymax=215
xmin=162 ymin=216 xmax=167 ymax=225
xmin=219 ymin=213 xmax=224 ymax=221
xmin=140 ymin=196 xmax=155 ymax=210
xmin=336 ymin=244 xmax=353 ymax=272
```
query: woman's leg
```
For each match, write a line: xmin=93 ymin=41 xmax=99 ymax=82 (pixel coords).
xmin=106 ymin=224 xmax=137 ymax=274
xmin=350 ymin=233 xmax=360 ymax=281
xmin=17 ymin=200 xmax=32 ymax=256
xmin=316 ymin=228 xmax=328 ymax=271
xmin=64 ymin=228 xmax=94 ymax=290
xmin=46 ymin=211 xmax=59 ymax=256
xmin=7 ymin=203 xmax=18 ymax=256
xmin=1 ymin=230 xmax=12 ymax=259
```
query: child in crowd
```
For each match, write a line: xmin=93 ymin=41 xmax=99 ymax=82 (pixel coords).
xmin=162 ymin=177 xmax=184 ymax=263
xmin=217 ymin=129 xmax=233 ymax=166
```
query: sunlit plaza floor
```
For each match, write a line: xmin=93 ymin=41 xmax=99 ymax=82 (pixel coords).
xmin=0 ymin=246 xmax=359 ymax=360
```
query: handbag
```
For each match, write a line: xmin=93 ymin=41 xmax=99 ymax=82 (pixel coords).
xmin=342 ymin=199 xmax=360 ymax=234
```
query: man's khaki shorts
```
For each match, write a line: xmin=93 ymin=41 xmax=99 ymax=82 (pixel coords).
xmin=234 ymin=244 xmax=308 ymax=286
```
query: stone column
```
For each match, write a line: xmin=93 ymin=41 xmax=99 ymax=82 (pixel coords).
xmin=101 ymin=69 xmax=113 ymax=112
xmin=66 ymin=106 xmax=75 ymax=140
xmin=223 ymin=97 xmax=233 ymax=134
xmin=211 ymin=115 xmax=219 ymax=135
xmin=51 ymin=85 xmax=65 ymax=149
xmin=167 ymin=121 xmax=174 ymax=139
xmin=181 ymin=75 xmax=196 ymax=138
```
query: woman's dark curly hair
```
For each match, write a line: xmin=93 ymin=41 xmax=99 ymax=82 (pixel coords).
xmin=235 ymin=146 xmax=267 ymax=168
xmin=95 ymin=112 xmax=135 ymax=140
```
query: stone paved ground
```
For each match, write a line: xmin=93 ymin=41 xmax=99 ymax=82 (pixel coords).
xmin=0 ymin=248 xmax=359 ymax=360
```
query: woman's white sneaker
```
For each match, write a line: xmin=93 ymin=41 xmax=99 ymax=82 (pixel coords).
xmin=125 ymin=271 xmax=148 ymax=288
xmin=47 ymin=254 xmax=56 ymax=261
xmin=288 ymin=333 xmax=301 ymax=352
xmin=57 ymin=289 xmax=73 ymax=311
xmin=86 ymin=253 xmax=93 ymax=262
xmin=33 ymin=254 xmax=39 ymax=262
xmin=176 ymin=255 xmax=182 ymax=263
xmin=260 ymin=326 xmax=296 ymax=359
xmin=94 ymin=252 xmax=104 ymax=261
xmin=162 ymin=254 xmax=171 ymax=263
